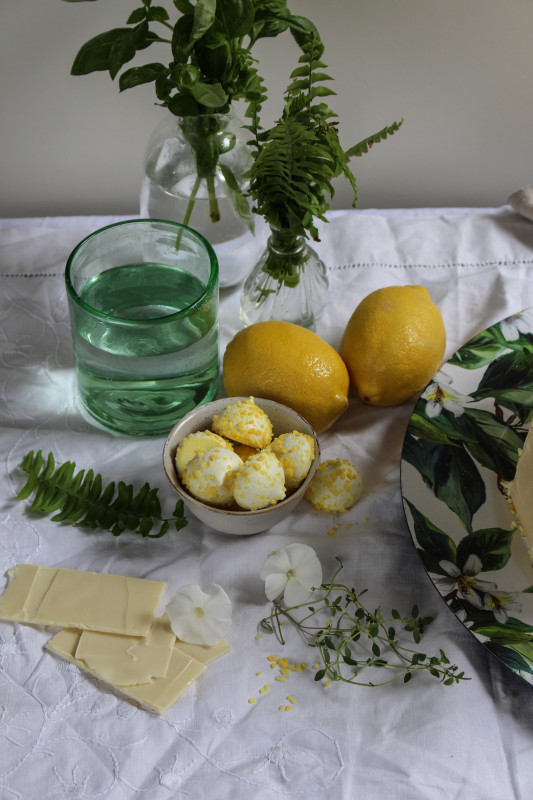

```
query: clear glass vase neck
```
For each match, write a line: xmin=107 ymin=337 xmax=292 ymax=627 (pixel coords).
xmin=267 ymin=225 xmax=306 ymax=255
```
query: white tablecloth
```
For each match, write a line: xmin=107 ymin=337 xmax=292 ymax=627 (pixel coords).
xmin=1 ymin=207 xmax=533 ymax=799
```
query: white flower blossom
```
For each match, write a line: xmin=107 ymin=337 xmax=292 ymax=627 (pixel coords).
xmin=260 ymin=543 xmax=323 ymax=607
xmin=422 ymin=381 xmax=472 ymax=419
xmin=500 ymin=313 xmax=530 ymax=342
xmin=165 ymin=583 xmax=232 ymax=645
xmin=435 ymin=554 xmax=497 ymax=608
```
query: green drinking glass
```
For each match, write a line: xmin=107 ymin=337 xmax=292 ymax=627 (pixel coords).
xmin=65 ymin=219 xmax=219 ymax=437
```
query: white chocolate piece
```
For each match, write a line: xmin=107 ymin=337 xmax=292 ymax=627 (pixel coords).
xmin=233 ymin=451 xmax=286 ymax=510
xmin=268 ymin=431 xmax=315 ymax=491
xmin=305 ymin=458 xmax=363 ymax=512
xmin=174 ymin=637 xmax=232 ymax=665
xmin=182 ymin=447 xmax=243 ymax=506
xmin=47 ymin=628 xmax=206 ymax=714
xmin=212 ymin=397 xmax=273 ymax=449
xmin=75 ymin=617 xmax=176 ymax=686
xmin=0 ymin=564 xmax=166 ymax=637
xmin=175 ymin=430 xmax=232 ymax=478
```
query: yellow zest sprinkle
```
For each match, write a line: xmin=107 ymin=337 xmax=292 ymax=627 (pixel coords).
xmin=287 ymin=695 xmax=297 ymax=704
xmin=324 ymin=680 xmax=331 ymax=687
xmin=275 ymin=676 xmax=287 ymax=682
xmin=328 ymin=528 xmax=336 ymax=536
xmin=284 ymin=705 xmax=291 ymax=712
xmin=314 ymin=663 xmax=320 ymax=669
xmin=279 ymin=705 xmax=285 ymax=711
xmin=248 ymin=698 xmax=256 ymax=704
xmin=256 ymin=671 xmax=262 ymax=676
xmin=267 ymin=655 xmax=277 ymax=662
xmin=326 ymin=620 xmax=331 ymax=626
xmin=255 ymin=634 xmax=262 ymax=640
xmin=346 ymin=523 xmax=353 ymax=528
xmin=259 ymin=685 xmax=270 ymax=694
xmin=363 ymin=517 xmax=368 ymax=523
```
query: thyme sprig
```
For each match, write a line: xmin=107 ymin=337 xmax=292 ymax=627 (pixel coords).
xmin=260 ymin=558 xmax=468 ymax=687
xmin=17 ymin=450 xmax=187 ymax=539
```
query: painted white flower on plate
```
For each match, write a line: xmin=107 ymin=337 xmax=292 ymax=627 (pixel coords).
xmin=166 ymin=583 xmax=232 ymax=645
xmin=435 ymin=554 xmax=497 ymax=608
xmin=422 ymin=381 xmax=472 ymax=419
xmin=500 ymin=313 xmax=529 ymax=341
xmin=260 ymin=543 xmax=322 ymax=606
xmin=483 ymin=590 xmax=522 ymax=624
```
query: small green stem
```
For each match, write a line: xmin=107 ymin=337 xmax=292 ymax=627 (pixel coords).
xmin=176 ymin=173 xmax=202 ymax=251
xmin=183 ymin=173 xmax=202 ymax=228
xmin=206 ymin=175 xmax=221 ymax=223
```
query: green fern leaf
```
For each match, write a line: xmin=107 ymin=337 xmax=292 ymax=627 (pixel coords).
xmin=345 ymin=119 xmax=404 ymax=159
xmin=17 ymin=450 xmax=187 ymax=539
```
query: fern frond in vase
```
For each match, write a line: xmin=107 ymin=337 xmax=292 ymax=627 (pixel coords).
xmin=240 ymin=32 xmax=403 ymax=328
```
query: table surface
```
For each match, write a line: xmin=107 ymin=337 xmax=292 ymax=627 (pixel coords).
xmin=1 ymin=207 xmax=533 ymax=800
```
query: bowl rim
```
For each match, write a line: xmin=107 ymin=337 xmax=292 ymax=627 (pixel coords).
xmin=162 ymin=396 xmax=320 ymax=518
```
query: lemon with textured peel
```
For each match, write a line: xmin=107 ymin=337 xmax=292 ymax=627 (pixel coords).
xmin=339 ymin=285 xmax=446 ymax=406
xmin=223 ymin=321 xmax=349 ymax=433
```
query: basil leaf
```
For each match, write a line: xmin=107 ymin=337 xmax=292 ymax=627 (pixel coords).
xmin=215 ymin=0 xmax=255 ymax=39
xmin=119 ymin=63 xmax=168 ymax=91
xmin=167 ymin=93 xmax=200 ymax=116
xmin=173 ymin=0 xmax=194 ymax=14
xmin=191 ymin=0 xmax=217 ymax=43
xmin=190 ymin=81 xmax=228 ymax=108
xmin=71 ymin=28 xmax=131 ymax=74
xmin=148 ymin=6 xmax=170 ymax=23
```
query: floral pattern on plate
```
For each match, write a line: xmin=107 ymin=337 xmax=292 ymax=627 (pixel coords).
xmin=401 ymin=308 xmax=533 ymax=684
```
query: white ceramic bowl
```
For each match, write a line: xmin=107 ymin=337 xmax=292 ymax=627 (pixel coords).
xmin=162 ymin=397 xmax=320 ymax=535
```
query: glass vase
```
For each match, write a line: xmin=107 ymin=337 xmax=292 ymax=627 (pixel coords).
xmin=140 ymin=111 xmax=264 ymax=288
xmin=239 ymin=225 xmax=329 ymax=330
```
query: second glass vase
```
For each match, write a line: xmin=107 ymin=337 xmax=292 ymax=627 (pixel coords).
xmin=239 ymin=226 xmax=329 ymax=330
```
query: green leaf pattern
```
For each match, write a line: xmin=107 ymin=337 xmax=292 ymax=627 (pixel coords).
xmin=402 ymin=310 xmax=533 ymax=681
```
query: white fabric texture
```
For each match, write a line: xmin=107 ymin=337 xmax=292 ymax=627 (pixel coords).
xmin=1 ymin=207 xmax=533 ymax=799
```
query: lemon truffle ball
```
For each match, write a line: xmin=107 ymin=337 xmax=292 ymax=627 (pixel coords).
xmin=183 ymin=447 xmax=243 ymax=506
xmin=305 ymin=458 xmax=362 ymax=512
xmin=175 ymin=430 xmax=233 ymax=478
xmin=212 ymin=397 xmax=273 ymax=449
xmin=268 ymin=431 xmax=315 ymax=491
xmin=233 ymin=451 xmax=286 ymax=510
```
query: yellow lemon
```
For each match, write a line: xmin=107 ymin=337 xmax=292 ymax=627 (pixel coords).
xmin=223 ymin=321 xmax=349 ymax=433
xmin=339 ymin=285 xmax=446 ymax=406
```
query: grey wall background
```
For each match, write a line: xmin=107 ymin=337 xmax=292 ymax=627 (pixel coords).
xmin=2 ymin=0 xmax=532 ymax=217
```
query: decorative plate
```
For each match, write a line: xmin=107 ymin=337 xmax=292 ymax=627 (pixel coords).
xmin=401 ymin=308 xmax=533 ymax=684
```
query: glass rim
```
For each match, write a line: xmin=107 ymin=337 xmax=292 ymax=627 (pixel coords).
xmin=64 ymin=218 xmax=218 ymax=325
